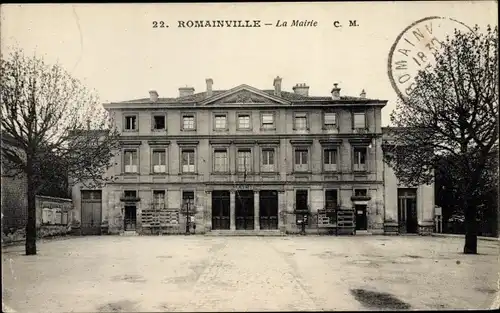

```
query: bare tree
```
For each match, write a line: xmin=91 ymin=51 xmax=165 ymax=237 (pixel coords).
xmin=1 ymin=48 xmax=120 ymax=255
xmin=384 ymin=25 xmax=498 ymax=254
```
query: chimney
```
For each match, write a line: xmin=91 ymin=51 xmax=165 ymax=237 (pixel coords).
xmin=360 ymin=89 xmax=366 ymax=99
xmin=273 ymin=76 xmax=282 ymax=97
xmin=292 ymin=83 xmax=310 ymax=97
xmin=331 ymin=83 xmax=341 ymax=100
xmin=206 ymin=78 xmax=213 ymax=98
xmin=149 ymin=90 xmax=159 ymax=102
xmin=179 ymin=86 xmax=195 ymax=97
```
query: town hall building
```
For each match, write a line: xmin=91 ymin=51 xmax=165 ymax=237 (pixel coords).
xmin=71 ymin=77 xmax=435 ymax=236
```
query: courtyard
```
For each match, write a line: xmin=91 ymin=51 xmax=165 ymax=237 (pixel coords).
xmin=2 ymin=235 xmax=499 ymax=312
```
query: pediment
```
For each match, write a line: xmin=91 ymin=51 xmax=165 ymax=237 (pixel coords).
xmin=200 ymin=84 xmax=290 ymax=106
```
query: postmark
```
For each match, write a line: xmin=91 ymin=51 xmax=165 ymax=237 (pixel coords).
xmin=387 ymin=16 xmax=474 ymax=101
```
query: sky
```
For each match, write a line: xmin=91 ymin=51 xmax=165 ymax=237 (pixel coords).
xmin=1 ymin=2 xmax=498 ymax=126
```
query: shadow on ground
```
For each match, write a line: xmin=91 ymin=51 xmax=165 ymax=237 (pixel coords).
xmin=96 ymin=300 xmax=139 ymax=312
xmin=350 ymin=288 xmax=411 ymax=310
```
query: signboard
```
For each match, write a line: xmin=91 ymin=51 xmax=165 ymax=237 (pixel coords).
xmin=434 ymin=206 xmax=442 ymax=216
xmin=352 ymin=200 xmax=369 ymax=205
xmin=235 ymin=184 xmax=250 ymax=190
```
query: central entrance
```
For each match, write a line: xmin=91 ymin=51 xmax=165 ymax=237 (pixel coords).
xmin=355 ymin=204 xmax=367 ymax=230
xmin=124 ymin=205 xmax=137 ymax=231
xmin=212 ymin=191 xmax=230 ymax=230
xmin=235 ymin=190 xmax=254 ymax=230
xmin=398 ymin=188 xmax=418 ymax=233
xmin=259 ymin=190 xmax=278 ymax=230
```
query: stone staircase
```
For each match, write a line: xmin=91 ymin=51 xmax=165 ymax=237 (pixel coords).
xmin=121 ymin=230 xmax=138 ymax=236
xmin=205 ymin=230 xmax=285 ymax=236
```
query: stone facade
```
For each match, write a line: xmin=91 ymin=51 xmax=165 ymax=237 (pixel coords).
xmin=71 ymin=78 xmax=435 ymax=236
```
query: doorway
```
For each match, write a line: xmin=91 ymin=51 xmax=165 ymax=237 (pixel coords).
xmin=124 ymin=206 xmax=137 ymax=231
xmin=212 ymin=191 xmax=230 ymax=230
xmin=235 ymin=190 xmax=254 ymax=230
xmin=259 ymin=190 xmax=278 ymax=230
xmin=81 ymin=190 xmax=102 ymax=235
xmin=398 ymin=188 xmax=418 ymax=234
xmin=355 ymin=205 xmax=367 ymax=230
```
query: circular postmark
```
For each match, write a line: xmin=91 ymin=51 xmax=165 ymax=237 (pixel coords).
xmin=388 ymin=16 xmax=474 ymax=101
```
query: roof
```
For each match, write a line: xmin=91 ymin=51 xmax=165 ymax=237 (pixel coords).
xmin=113 ymin=86 xmax=386 ymax=105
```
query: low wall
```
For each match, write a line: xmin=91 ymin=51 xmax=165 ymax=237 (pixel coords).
xmin=2 ymin=195 xmax=75 ymax=245
xmin=1 ymin=225 xmax=74 ymax=245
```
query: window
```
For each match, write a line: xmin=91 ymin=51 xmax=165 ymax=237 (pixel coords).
xmin=353 ymin=112 xmax=366 ymax=129
xmin=323 ymin=148 xmax=338 ymax=171
xmin=181 ymin=149 xmax=195 ymax=173
xmin=153 ymin=115 xmax=166 ymax=130
xmin=261 ymin=113 xmax=275 ymax=129
xmin=82 ymin=190 xmax=102 ymax=200
xmin=153 ymin=190 xmax=166 ymax=209
xmin=214 ymin=115 xmax=227 ymax=130
xmin=354 ymin=189 xmax=368 ymax=197
xmin=238 ymin=114 xmax=251 ymax=129
xmin=124 ymin=150 xmax=138 ymax=173
xmin=353 ymin=147 xmax=367 ymax=171
xmin=325 ymin=190 xmax=338 ymax=210
xmin=182 ymin=191 xmax=195 ymax=210
xmin=294 ymin=149 xmax=309 ymax=172
xmin=124 ymin=190 xmax=137 ymax=198
xmin=182 ymin=115 xmax=195 ymax=130
xmin=237 ymin=149 xmax=252 ymax=172
xmin=261 ymin=149 xmax=275 ymax=172
xmin=213 ymin=149 xmax=228 ymax=172
xmin=124 ymin=115 xmax=137 ymax=131
xmin=324 ymin=112 xmax=337 ymax=128
xmin=152 ymin=150 xmax=167 ymax=173
xmin=294 ymin=113 xmax=308 ymax=130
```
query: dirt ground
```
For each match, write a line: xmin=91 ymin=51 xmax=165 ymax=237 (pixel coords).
xmin=2 ymin=235 xmax=499 ymax=312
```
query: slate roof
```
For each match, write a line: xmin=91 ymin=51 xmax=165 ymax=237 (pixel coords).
xmin=116 ymin=89 xmax=385 ymax=104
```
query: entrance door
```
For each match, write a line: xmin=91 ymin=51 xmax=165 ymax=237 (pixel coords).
xmin=398 ymin=188 xmax=418 ymax=234
xmin=212 ymin=191 xmax=230 ymax=230
xmin=260 ymin=190 xmax=278 ymax=230
xmin=235 ymin=190 xmax=254 ymax=230
xmin=355 ymin=205 xmax=367 ymax=230
xmin=81 ymin=190 xmax=102 ymax=235
xmin=124 ymin=206 xmax=137 ymax=231
xmin=406 ymin=199 xmax=418 ymax=233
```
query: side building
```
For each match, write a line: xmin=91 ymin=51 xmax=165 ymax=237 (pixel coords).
xmin=71 ymin=77 xmax=435 ymax=235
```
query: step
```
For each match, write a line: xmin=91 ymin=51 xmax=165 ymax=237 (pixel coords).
xmin=354 ymin=230 xmax=372 ymax=236
xmin=206 ymin=230 xmax=285 ymax=236
xmin=121 ymin=231 xmax=138 ymax=236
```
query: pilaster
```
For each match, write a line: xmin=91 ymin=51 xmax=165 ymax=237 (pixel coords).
xmin=254 ymin=190 xmax=260 ymax=230
xmin=230 ymin=190 xmax=236 ymax=230
xmin=205 ymin=191 xmax=212 ymax=231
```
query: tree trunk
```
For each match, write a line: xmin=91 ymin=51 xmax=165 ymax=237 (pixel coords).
xmin=25 ymin=171 xmax=37 ymax=255
xmin=463 ymin=203 xmax=478 ymax=254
